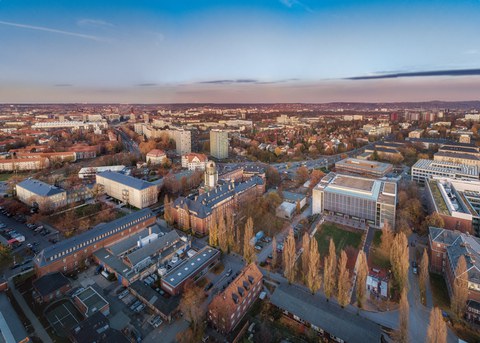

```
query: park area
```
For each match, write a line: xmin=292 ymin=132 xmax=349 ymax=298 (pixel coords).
xmin=368 ymin=230 xmax=392 ymax=270
xmin=315 ymin=222 xmax=363 ymax=270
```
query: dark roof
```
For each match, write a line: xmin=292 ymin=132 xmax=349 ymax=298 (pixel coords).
xmin=17 ymin=178 xmax=65 ymax=196
xmin=435 ymin=151 xmax=480 ymax=161
xmin=33 ymin=272 xmax=70 ymax=297
xmin=129 ymin=280 xmax=180 ymax=317
xmin=70 ymin=312 xmax=129 ymax=343
xmin=0 ymin=292 xmax=29 ymax=343
xmin=270 ymin=284 xmax=383 ymax=343
xmin=35 ymin=209 xmax=155 ymax=267
xmin=97 ymin=171 xmax=157 ymax=190
xmin=173 ymin=176 xmax=263 ymax=219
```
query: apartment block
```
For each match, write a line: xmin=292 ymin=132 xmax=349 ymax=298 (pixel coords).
xmin=16 ymin=178 xmax=67 ymax=210
xmin=210 ymin=129 xmax=229 ymax=159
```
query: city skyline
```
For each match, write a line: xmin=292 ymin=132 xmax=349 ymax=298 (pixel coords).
xmin=1 ymin=0 xmax=480 ymax=102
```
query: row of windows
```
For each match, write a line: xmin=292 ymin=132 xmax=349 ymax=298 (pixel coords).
xmin=48 ymin=215 xmax=151 ymax=262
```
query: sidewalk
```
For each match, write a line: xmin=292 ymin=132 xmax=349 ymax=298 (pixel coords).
xmin=8 ymin=277 xmax=53 ymax=343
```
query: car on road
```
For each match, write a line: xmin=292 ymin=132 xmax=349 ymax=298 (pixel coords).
xmin=225 ymin=268 xmax=232 ymax=277
xmin=255 ymin=245 xmax=262 ymax=251
xmin=412 ymin=261 xmax=418 ymax=274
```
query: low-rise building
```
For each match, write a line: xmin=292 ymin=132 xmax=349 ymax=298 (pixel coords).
xmin=276 ymin=201 xmax=297 ymax=219
xmin=96 ymin=171 xmax=160 ymax=209
xmin=0 ymin=157 xmax=49 ymax=171
xmin=411 ymin=159 xmax=479 ymax=184
xmin=70 ymin=312 xmax=129 ymax=343
xmin=208 ymin=263 xmax=263 ymax=333
xmin=434 ymin=152 xmax=480 ymax=167
xmin=312 ymin=173 xmax=397 ymax=229
xmin=73 ymin=287 xmax=109 ymax=317
xmin=32 ymin=272 xmax=71 ymax=303
xmin=0 ymin=292 xmax=30 ymax=343
xmin=335 ymin=158 xmax=393 ymax=178
xmin=146 ymin=149 xmax=167 ymax=165
xmin=16 ymin=178 xmax=67 ymax=211
xmin=161 ymin=247 xmax=220 ymax=295
xmin=78 ymin=165 xmax=127 ymax=180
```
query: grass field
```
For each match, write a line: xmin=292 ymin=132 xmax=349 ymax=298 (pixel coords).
xmin=369 ymin=230 xmax=391 ymax=269
xmin=315 ymin=222 xmax=363 ymax=255
xmin=430 ymin=272 xmax=450 ymax=309
xmin=0 ymin=173 xmax=30 ymax=182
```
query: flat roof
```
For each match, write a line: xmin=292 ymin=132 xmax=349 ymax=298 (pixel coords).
xmin=129 ymin=280 xmax=180 ymax=317
xmin=97 ymin=171 xmax=157 ymax=190
xmin=75 ymin=287 xmax=109 ymax=317
xmin=0 ymin=292 xmax=29 ymax=343
xmin=163 ymin=247 xmax=219 ymax=288
xmin=330 ymin=174 xmax=375 ymax=192
xmin=412 ymin=159 xmax=479 ymax=177
xmin=335 ymin=158 xmax=393 ymax=173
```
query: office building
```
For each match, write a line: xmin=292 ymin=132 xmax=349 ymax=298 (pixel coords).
xmin=425 ymin=178 xmax=480 ymax=235
xmin=16 ymin=179 xmax=67 ymax=210
xmin=335 ymin=158 xmax=393 ymax=178
xmin=208 ymin=263 xmax=263 ymax=333
xmin=312 ymin=173 xmax=397 ymax=229
xmin=96 ymin=171 xmax=160 ymax=209
xmin=210 ymin=129 xmax=229 ymax=159
xmin=34 ymin=209 xmax=156 ymax=276
xmin=411 ymin=159 xmax=479 ymax=184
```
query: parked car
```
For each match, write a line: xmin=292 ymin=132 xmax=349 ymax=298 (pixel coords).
xmin=226 ymin=268 xmax=232 ymax=277
xmin=204 ymin=282 xmax=213 ymax=292
xmin=118 ymin=289 xmax=130 ymax=300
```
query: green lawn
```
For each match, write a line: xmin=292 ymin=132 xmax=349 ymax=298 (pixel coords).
xmin=0 ymin=173 xmax=30 ymax=181
xmin=373 ymin=230 xmax=382 ymax=247
xmin=430 ymin=272 xmax=450 ymax=309
xmin=315 ymin=222 xmax=363 ymax=255
xmin=369 ymin=230 xmax=391 ymax=269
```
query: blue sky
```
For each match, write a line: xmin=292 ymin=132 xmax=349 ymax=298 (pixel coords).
xmin=1 ymin=0 xmax=480 ymax=102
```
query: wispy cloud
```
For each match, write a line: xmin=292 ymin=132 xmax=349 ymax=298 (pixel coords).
xmin=348 ymin=68 xmax=480 ymax=80
xmin=136 ymin=83 xmax=158 ymax=87
xmin=0 ymin=20 xmax=109 ymax=42
xmin=77 ymin=19 xmax=114 ymax=28
xmin=279 ymin=0 xmax=313 ymax=13
xmin=198 ymin=79 xmax=258 ymax=84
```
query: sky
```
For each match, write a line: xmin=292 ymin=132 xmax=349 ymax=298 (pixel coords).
xmin=1 ymin=0 xmax=480 ymax=103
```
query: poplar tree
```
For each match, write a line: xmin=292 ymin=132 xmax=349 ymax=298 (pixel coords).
xmin=306 ymin=237 xmax=321 ymax=294
xmin=337 ymin=250 xmax=351 ymax=307
xmin=271 ymin=239 xmax=278 ymax=269
xmin=452 ymin=255 xmax=468 ymax=318
xmin=283 ymin=229 xmax=297 ymax=284
xmin=419 ymin=248 xmax=429 ymax=303
xmin=217 ymin=214 xmax=228 ymax=253
xmin=323 ymin=238 xmax=337 ymax=300
xmin=208 ymin=212 xmax=218 ymax=247
xmin=301 ymin=233 xmax=310 ymax=283
xmin=243 ymin=217 xmax=256 ymax=264
xmin=397 ymin=288 xmax=409 ymax=343
xmin=390 ymin=232 xmax=409 ymax=292
xmin=356 ymin=250 xmax=369 ymax=308
xmin=426 ymin=307 xmax=447 ymax=343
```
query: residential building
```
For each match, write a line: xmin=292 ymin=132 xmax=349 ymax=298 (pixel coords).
xmin=210 ymin=129 xmax=229 ymax=159
xmin=16 ymin=178 xmax=67 ymax=210
xmin=408 ymin=129 xmax=423 ymax=139
xmin=32 ymin=120 xmax=107 ymax=130
xmin=143 ymin=126 xmax=191 ymax=155
xmin=312 ymin=173 xmax=397 ymax=229
xmin=34 ymin=209 xmax=156 ymax=276
xmin=146 ymin=149 xmax=167 ymax=165
xmin=411 ymin=159 xmax=479 ymax=184
xmin=460 ymin=134 xmax=471 ymax=144
xmin=172 ymin=176 xmax=265 ymax=235
xmin=428 ymin=227 xmax=480 ymax=322
xmin=425 ymin=178 xmax=480 ymax=235
xmin=208 ymin=264 xmax=263 ymax=333
xmin=181 ymin=153 xmax=208 ymax=170
xmin=434 ymin=152 xmax=480 ymax=167
xmin=161 ymin=247 xmax=220 ymax=295
xmin=96 ymin=171 xmax=160 ymax=209
xmin=335 ymin=158 xmax=393 ymax=178
xmin=78 ymin=165 xmax=127 ymax=180
xmin=0 ymin=157 xmax=49 ymax=171
xmin=362 ymin=123 xmax=391 ymax=136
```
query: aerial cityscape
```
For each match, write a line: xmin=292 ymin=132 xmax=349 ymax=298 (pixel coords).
xmin=1 ymin=1 xmax=480 ymax=343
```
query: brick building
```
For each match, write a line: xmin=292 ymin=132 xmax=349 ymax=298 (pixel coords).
xmin=34 ymin=209 xmax=156 ymax=276
xmin=208 ymin=263 xmax=263 ymax=333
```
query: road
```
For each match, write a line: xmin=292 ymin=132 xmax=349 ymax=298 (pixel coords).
xmin=116 ymin=128 xmax=141 ymax=157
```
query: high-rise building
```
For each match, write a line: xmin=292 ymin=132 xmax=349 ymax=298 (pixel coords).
xmin=210 ymin=129 xmax=229 ymax=159
xmin=173 ymin=129 xmax=191 ymax=155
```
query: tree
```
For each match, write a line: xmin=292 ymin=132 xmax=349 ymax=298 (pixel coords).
xmin=225 ymin=209 xmax=235 ymax=251
xmin=271 ymin=239 xmax=278 ymax=269
xmin=179 ymin=280 xmax=205 ymax=336
xmin=163 ymin=195 xmax=174 ymax=225
xmin=182 ymin=203 xmax=190 ymax=231
xmin=209 ymin=212 xmax=218 ymax=247
xmin=243 ymin=217 xmax=256 ymax=264
xmin=306 ymin=237 xmax=321 ymax=294
xmin=419 ymin=248 xmax=429 ymax=303
xmin=301 ymin=233 xmax=310 ymax=283
xmin=356 ymin=250 xmax=369 ymax=308
xmin=324 ymin=238 xmax=337 ymax=300
xmin=266 ymin=166 xmax=281 ymax=188
xmin=426 ymin=307 xmax=447 ymax=343
xmin=397 ymin=288 xmax=409 ymax=343
xmin=451 ymin=255 xmax=468 ymax=318
xmin=380 ymin=221 xmax=394 ymax=257
xmin=217 ymin=214 xmax=228 ymax=253
xmin=337 ymin=250 xmax=351 ymax=307
xmin=0 ymin=244 xmax=12 ymax=263
xmin=283 ymin=229 xmax=297 ymax=284
xmin=390 ymin=232 xmax=409 ymax=293
xmin=309 ymin=169 xmax=325 ymax=188
xmin=422 ymin=212 xmax=445 ymax=233
xmin=295 ymin=166 xmax=309 ymax=186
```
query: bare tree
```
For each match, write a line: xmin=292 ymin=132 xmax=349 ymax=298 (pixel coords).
xmin=324 ymin=238 xmax=337 ymax=300
xmin=225 ymin=209 xmax=234 ymax=251
xmin=301 ymin=233 xmax=310 ymax=283
xmin=283 ymin=228 xmax=297 ymax=284
xmin=356 ymin=250 xmax=369 ymax=308
xmin=243 ymin=217 xmax=256 ymax=264
xmin=163 ymin=194 xmax=174 ymax=225
xmin=451 ymin=255 xmax=468 ymax=319
xmin=337 ymin=250 xmax=351 ymax=307
xmin=426 ymin=307 xmax=447 ymax=343
xmin=380 ymin=221 xmax=394 ymax=257
xmin=396 ymin=288 xmax=409 ymax=343
xmin=419 ymin=248 xmax=429 ymax=303
xmin=390 ymin=232 xmax=409 ymax=292
xmin=271 ymin=239 xmax=278 ymax=269
xmin=306 ymin=237 xmax=321 ymax=294
xmin=179 ymin=280 xmax=205 ymax=335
